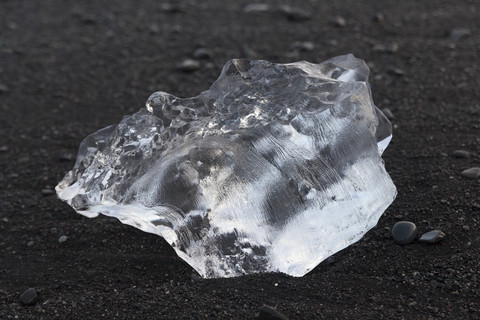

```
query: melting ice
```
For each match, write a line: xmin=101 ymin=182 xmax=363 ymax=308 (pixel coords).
xmin=56 ymin=54 xmax=397 ymax=278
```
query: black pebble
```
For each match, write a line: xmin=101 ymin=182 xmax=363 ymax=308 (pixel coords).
xmin=20 ymin=288 xmax=38 ymax=306
xmin=386 ymin=43 xmax=399 ymax=54
xmin=193 ymin=48 xmax=212 ymax=59
xmin=392 ymin=221 xmax=417 ymax=245
xmin=450 ymin=28 xmax=471 ymax=40
xmin=279 ymin=5 xmax=311 ymax=22
xmin=177 ymin=59 xmax=200 ymax=72
xmin=58 ymin=154 xmax=73 ymax=161
xmin=243 ymin=4 xmax=270 ymax=13
xmin=452 ymin=150 xmax=469 ymax=158
xmin=0 ymin=84 xmax=10 ymax=93
xmin=461 ymin=167 xmax=480 ymax=179
xmin=41 ymin=189 xmax=55 ymax=196
xmin=388 ymin=67 xmax=405 ymax=76
xmin=258 ymin=305 xmax=288 ymax=320
xmin=159 ymin=3 xmax=184 ymax=13
xmin=334 ymin=16 xmax=347 ymax=27
xmin=418 ymin=230 xmax=445 ymax=244
xmin=372 ymin=12 xmax=384 ymax=23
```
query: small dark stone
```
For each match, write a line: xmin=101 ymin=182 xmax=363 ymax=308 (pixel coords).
xmin=41 ymin=189 xmax=55 ymax=196
xmin=461 ymin=167 xmax=480 ymax=179
xmin=58 ymin=235 xmax=68 ymax=243
xmin=334 ymin=16 xmax=347 ymax=27
xmin=392 ymin=221 xmax=417 ymax=245
xmin=7 ymin=21 xmax=18 ymax=30
xmin=193 ymin=48 xmax=212 ymax=59
xmin=159 ymin=3 xmax=184 ymax=13
xmin=58 ymin=153 xmax=73 ymax=162
xmin=452 ymin=150 xmax=469 ymax=158
xmin=81 ymin=15 xmax=97 ymax=25
xmin=0 ymin=84 xmax=9 ymax=93
xmin=372 ymin=44 xmax=386 ymax=52
xmin=381 ymin=108 xmax=394 ymax=120
xmin=279 ymin=5 xmax=311 ymax=22
xmin=328 ymin=39 xmax=338 ymax=47
xmin=244 ymin=4 xmax=270 ymax=13
xmin=386 ymin=43 xmax=399 ymax=54
xmin=292 ymin=41 xmax=314 ymax=52
xmin=388 ymin=67 xmax=405 ymax=76
xmin=372 ymin=12 xmax=384 ymax=23
xmin=0 ymin=145 xmax=8 ymax=152
xmin=148 ymin=24 xmax=160 ymax=34
xmin=258 ymin=305 xmax=288 ymax=320
xmin=18 ymin=156 xmax=30 ymax=164
xmin=177 ymin=59 xmax=201 ymax=72
xmin=299 ymin=41 xmax=314 ymax=52
xmin=418 ymin=230 xmax=445 ymax=244
xmin=450 ymin=28 xmax=471 ymax=40
xmin=20 ymin=288 xmax=38 ymax=306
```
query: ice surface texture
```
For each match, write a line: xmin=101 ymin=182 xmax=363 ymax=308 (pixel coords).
xmin=56 ymin=54 xmax=396 ymax=278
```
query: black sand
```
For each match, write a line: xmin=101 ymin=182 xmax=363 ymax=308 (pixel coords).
xmin=1 ymin=1 xmax=479 ymax=318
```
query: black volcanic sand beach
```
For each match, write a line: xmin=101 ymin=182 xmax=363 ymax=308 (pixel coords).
xmin=1 ymin=1 xmax=479 ymax=319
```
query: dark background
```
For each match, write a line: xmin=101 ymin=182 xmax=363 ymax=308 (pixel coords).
xmin=1 ymin=0 xmax=479 ymax=318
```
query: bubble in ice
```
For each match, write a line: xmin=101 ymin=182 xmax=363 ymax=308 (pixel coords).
xmin=56 ymin=54 xmax=397 ymax=278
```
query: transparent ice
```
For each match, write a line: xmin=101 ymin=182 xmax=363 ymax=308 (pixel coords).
xmin=56 ymin=54 xmax=396 ymax=278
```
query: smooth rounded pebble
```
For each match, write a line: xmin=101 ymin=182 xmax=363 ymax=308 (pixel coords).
xmin=0 ymin=84 xmax=9 ymax=93
xmin=258 ymin=305 xmax=288 ymax=320
xmin=372 ymin=12 xmax=384 ymax=23
xmin=41 ymin=189 xmax=55 ymax=196
xmin=279 ymin=5 xmax=311 ymax=22
xmin=243 ymin=4 xmax=270 ymax=13
xmin=58 ymin=235 xmax=68 ymax=243
xmin=453 ymin=150 xmax=469 ymax=158
xmin=299 ymin=41 xmax=314 ymax=52
xmin=20 ymin=288 xmax=37 ymax=306
xmin=177 ymin=59 xmax=200 ymax=72
xmin=461 ymin=167 xmax=480 ymax=179
xmin=193 ymin=48 xmax=212 ymax=59
xmin=386 ymin=43 xmax=399 ymax=54
xmin=418 ymin=230 xmax=445 ymax=244
xmin=58 ymin=153 xmax=73 ymax=162
xmin=392 ymin=221 xmax=417 ymax=245
xmin=372 ymin=43 xmax=386 ymax=52
xmin=334 ymin=16 xmax=347 ymax=27
xmin=450 ymin=28 xmax=471 ymax=40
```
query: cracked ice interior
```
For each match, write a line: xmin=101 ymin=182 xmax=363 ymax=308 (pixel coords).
xmin=56 ymin=54 xmax=397 ymax=278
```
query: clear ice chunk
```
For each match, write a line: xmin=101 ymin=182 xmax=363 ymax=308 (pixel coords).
xmin=56 ymin=54 xmax=397 ymax=278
